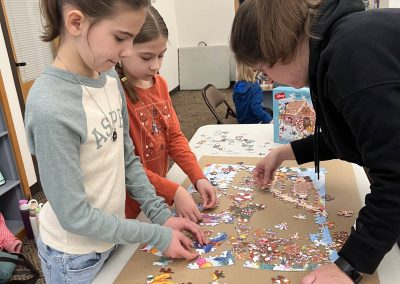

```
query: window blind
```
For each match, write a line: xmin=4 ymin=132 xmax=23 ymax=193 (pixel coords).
xmin=3 ymin=0 xmax=54 ymax=83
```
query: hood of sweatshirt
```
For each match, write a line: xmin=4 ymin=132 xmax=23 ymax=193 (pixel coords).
xmin=233 ymin=81 xmax=254 ymax=94
xmin=308 ymin=0 xmax=365 ymax=177
xmin=309 ymin=0 xmax=365 ymax=87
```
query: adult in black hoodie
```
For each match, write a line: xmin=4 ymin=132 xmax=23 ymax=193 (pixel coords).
xmin=231 ymin=0 xmax=400 ymax=282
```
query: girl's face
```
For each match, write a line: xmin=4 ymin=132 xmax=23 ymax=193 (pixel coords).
xmin=121 ymin=36 xmax=168 ymax=82
xmin=78 ymin=7 xmax=147 ymax=73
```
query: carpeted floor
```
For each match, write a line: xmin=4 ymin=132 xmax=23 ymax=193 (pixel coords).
xmin=16 ymin=86 xmax=234 ymax=283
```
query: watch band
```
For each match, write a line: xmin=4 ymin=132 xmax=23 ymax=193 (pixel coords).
xmin=334 ymin=256 xmax=363 ymax=283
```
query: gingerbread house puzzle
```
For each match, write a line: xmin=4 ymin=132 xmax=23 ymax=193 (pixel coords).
xmin=273 ymin=87 xmax=316 ymax=144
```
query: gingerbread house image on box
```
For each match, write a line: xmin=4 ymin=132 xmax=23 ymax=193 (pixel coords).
xmin=279 ymin=100 xmax=316 ymax=137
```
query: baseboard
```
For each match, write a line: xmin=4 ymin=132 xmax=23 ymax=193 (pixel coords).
xmin=169 ymin=85 xmax=180 ymax=96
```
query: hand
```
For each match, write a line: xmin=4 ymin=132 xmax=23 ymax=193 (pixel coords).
xmin=173 ymin=186 xmax=203 ymax=222
xmin=195 ymin=178 xmax=218 ymax=209
xmin=163 ymin=216 xmax=208 ymax=246
xmin=301 ymin=263 xmax=354 ymax=284
xmin=163 ymin=230 xmax=199 ymax=260
xmin=253 ymin=144 xmax=295 ymax=187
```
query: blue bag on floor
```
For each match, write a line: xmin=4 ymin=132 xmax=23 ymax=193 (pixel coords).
xmin=0 ymin=250 xmax=17 ymax=283
xmin=0 ymin=251 xmax=38 ymax=283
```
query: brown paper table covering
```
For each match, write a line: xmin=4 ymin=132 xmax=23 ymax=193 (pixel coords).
xmin=115 ymin=156 xmax=379 ymax=284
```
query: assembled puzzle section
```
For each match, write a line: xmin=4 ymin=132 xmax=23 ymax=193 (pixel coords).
xmin=273 ymin=87 xmax=315 ymax=144
xmin=115 ymin=157 xmax=380 ymax=284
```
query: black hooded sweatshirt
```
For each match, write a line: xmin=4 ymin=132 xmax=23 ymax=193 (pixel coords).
xmin=290 ymin=0 xmax=400 ymax=274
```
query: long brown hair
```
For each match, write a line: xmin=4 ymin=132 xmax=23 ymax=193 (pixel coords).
xmin=117 ymin=6 xmax=168 ymax=103
xmin=230 ymin=0 xmax=321 ymax=66
xmin=40 ymin=0 xmax=150 ymax=42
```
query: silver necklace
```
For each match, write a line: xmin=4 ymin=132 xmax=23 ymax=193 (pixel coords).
xmin=57 ymin=57 xmax=118 ymax=142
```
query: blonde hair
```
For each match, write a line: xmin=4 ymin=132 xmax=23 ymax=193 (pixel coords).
xmin=236 ymin=63 xmax=256 ymax=82
xmin=230 ymin=0 xmax=321 ymax=66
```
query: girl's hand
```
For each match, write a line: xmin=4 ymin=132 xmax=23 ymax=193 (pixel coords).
xmin=253 ymin=144 xmax=295 ymax=187
xmin=174 ymin=186 xmax=203 ymax=222
xmin=195 ymin=178 xmax=218 ymax=209
xmin=163 ymin=230 xmax=199 ymax=260
xmin=163 ymin=216 xmax=207 ymax=245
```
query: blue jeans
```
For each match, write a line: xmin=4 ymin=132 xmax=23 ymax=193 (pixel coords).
xmin=37 ymin=237 xmax=117 ymax=284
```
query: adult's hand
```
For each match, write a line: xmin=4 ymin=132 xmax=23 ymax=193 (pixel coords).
xmin=253 ymin=144 xmax=295 ymax=187
xmin=301 ymin=263 xmax=354 ymax=284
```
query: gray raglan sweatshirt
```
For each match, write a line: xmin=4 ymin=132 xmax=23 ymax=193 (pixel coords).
xmin=25 ymin=66 xmax=173 ymax=254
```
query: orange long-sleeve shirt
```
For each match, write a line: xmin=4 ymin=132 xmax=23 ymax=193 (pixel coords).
xmin=125 ymin=75 xmax=206 ymax=218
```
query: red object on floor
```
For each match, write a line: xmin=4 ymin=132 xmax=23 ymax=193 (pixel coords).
xmin=0 ymin=213 xmax=22 ymax=253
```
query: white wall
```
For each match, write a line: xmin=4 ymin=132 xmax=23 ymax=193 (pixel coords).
xmin=175 ymin=0 xmax=235 ymax=48
xmin=153 ymin=0 xmax=236 ymax=90
xmin=0 ymin=28 xmax=36 ymax=187
xmin=380 ymin=0 xmax=400 ymax=7
xmin=389 ymin=0 xmax=400 ymax=7
xmin=153 ymin=0 xmax=180 ymax=90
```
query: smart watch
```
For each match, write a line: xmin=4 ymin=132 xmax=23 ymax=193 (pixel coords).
xmin=334 ymin=256 xmax=363 ymax=283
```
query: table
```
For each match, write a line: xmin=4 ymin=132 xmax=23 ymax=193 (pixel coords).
xmin=93 ymin=124 xmax=400 ymax=284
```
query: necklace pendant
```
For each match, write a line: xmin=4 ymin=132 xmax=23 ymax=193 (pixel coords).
xmin=112 ymin=130 xmax=118 ymax=142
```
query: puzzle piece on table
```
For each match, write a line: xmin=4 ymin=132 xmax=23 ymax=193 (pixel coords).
xmin=195 ymin=243 xmax=217 ymax=254
xmin=160 ymin=267 xmax=174 ymax=274
xmin=228 ymin=192 xmax=255 ymax=203
xmin=337 ymin=209 xmax=354 ymax=217
xmin=290 ymin=232 xmax=300 ymax=240
xmin=141 ymin=244 xmax=163 ymax=257
xmin=271 ymin=275 xmax=290 ymax=284
xmin=146 ymin=272 xmax=173 ymax=284
xmin=274 ymin=222 xmax=289 ymax=231
xmin=200 ymin=212 xmax=234 ymax=226
xmin=194 ymin=232 xmax=228 ymax=254
xmin=232 ymin=185 xmax=254 ymax=192
xmin=292 ymin=213 xmax=307 ymax=220
xmin=187 ymin=251 xmax=235 ymax=269
xmin=210 ymin=269 xmax=226 ymax=284
xmin=323 ymin=193 xmax=335 ymax=201
xmin=153 ymin=256 xmax=173 ymax=267
xmin=209 ymin=232 xmax=229 ymax=243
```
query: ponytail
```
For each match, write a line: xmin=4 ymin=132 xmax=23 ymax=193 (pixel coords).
xmin=40 ymin=0 xmax=62 ymax=42
xmin=115 ymin=63 xmax=139 ymax=104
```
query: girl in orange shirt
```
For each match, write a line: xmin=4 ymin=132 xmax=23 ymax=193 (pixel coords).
xmin=117 ymin=6 xmax=218 ymax=222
